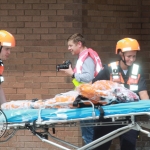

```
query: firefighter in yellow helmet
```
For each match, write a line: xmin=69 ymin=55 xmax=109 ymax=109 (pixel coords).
xmin=0 ymin=30 xmax=15 ymax=105
xmin=92 ymin=38 xmax=149 ymax=150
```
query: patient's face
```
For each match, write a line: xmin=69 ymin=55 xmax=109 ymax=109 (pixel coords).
xmin=123 ymin=51 xmax=137 ymax=66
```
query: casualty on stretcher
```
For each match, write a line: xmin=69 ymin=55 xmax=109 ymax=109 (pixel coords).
xmin=1 ymin=80 xmax=139 ymax=110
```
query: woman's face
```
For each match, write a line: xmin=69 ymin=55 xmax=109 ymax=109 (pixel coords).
xmin=121 ymin=51 xmax=137 ymax=66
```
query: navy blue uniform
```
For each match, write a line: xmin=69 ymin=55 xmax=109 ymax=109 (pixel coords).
xmin=92 ymin=62 xmax=147 ymax=150
xmin=93 ymin=63 xmax=147 ymax=94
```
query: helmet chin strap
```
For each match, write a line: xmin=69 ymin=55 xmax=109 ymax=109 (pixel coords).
xmin=119 ymin=53 xmax=130 ymax=67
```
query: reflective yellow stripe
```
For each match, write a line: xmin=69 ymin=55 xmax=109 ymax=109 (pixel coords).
xmin=72 ymin=78 xmax=82 ymax=87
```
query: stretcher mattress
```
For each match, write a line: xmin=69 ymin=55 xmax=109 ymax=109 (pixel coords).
xmin=2 ymin=100 xmax=150 ymax=123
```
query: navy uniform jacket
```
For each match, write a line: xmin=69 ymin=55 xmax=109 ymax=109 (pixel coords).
xmin=92 ymin=63 xmax=147 ymax=95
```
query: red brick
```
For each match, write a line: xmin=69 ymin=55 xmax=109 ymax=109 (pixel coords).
xmin=16 ymin=4 xmax=32 ymax=9
xmin=57 ymin=0 xmax=73 ymax=3
xmin=17 ymin=16 xmax=32 ymax=22
xmin=16 ymin=53 xmax=32 ymax=59
xmin=41 ymin=0 xmax=56 ymax=3
xmin=65 ymin=3 xmax=82 ymax=10
xmin=24 ymin=46 xmax=41 ymax=52
xmin=14 ymin=34 xmax=24 ymax=40
xmin=41 ymin=10 xmax=56 ymax=15
xmin=25 ymin=22 xmax=40 ymax=28
xmin=25 ymin=34 xmax=40 ymax=40
xmin=1 ymin=16 xmax=16 ymax=21
xmin=33 ymin=4 xmax=48 ymax=9
xmin=8 ymin=58 xmax=24 ymax=65
xmin=33 ymin=16 xmax=48 ymax=21
xmin=25 ymin=10 xmax=41 ymax=15
xmin=57 ymin=10 xmax=73 ymax=15
xmin=49 ymin=4 xmax=64 ymax=9
xmin=17 ymin=28 xmax=32 ymax=34
xmin=41 ymin=22 xmax=56 ymax=27
xmin=24 ymin=58 xmax=40 ymax=65
xmin=8 ymin=0 xmax=23 ymax=3
xmin=40 ymin=59 xmax=56 ymax=64
xmin=33 ymin=88 xmax=49 ymax=94
xmin=12 ymin=83 xmax=25 ymax=88
xmin=16 ymin=64 xmax=32 ymax=71
xmin=49 ymin=28 xmax=65 ymax=33
xmin=41 ymin=71 xmax=56 ymax=76
xmin=26 ymin=94 xmax=42 ymax=99
xmin=49 ymin=77 xmax=65 ymax=82
xmin=16 ymin=76 xmax=33 ymax=83
xmin=33 ymin=28 xmax=48 ymax=33
xmin=57 ymin=22 xmax=72 ymax=27
xmin=24 ymin=0 xmax=40 ymax=3
xmin=8 ymin=94 xmax=26 ymax=100
xmin=33 ymin=52 xmax=49 ymax=58
xmin=41 ymin=34 xmax=56 ymax=39
xmin=57 ymin=83 xmax=74 ymax=89
xmin=24 ymin=71 xmax=40 ymax=77
xmin=24 ymin=82 xmax=40 ymax=89
xmin=41 ymin=83 xmax=58 ymax=88
xmin=0 ymin=22 xmax=8 ymax=27
xmin=142 ymin=0 xmax=150 ymax=5
xmin=33 ymin=77 xmax=49 ymax=82
xmin=48 ymin=89 xmax=66 ymax=95
xmin=17 ymin=136 xmax=33 ymax=141
xmin=50 ymin=52 xmax=65 ymax=58
xmin=8 ymin=10 xmax=24 ymax=15
xmin=0 ymin=4 xmax=15 ymax=9
xmin=4 ymin=88 xmax=17 ymax=94
xmin=8 ymin=142 xmax=25 ymax=148
xmin=57 ymin=46 xmax=68 ymax=53
xmin=40 ymin=46 xmax=57 ymax=52
xmin=0 ymin=10 xmax=8 ymax=15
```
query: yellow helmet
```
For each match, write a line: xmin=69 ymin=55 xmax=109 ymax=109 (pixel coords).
xmin=0 ymin=30 xmax=15 ymax=47
xmin=116 ymin=38 xmax=140 ymax=54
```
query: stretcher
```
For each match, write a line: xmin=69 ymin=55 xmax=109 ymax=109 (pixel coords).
xmin=1 ymin=100 xmax=150 ymax=150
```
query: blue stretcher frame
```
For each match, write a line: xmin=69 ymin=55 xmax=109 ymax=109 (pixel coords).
xmin=1 ymin=100 xmax=150 ymax=150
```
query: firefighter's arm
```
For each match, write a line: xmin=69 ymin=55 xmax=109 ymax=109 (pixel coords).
xmin=0 ymin=85 xmax=6 ymax=105
xmin=139 ymin=90 xmax=149 ymax=100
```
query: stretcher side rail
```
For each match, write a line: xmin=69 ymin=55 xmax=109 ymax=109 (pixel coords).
xmin=0 ymin=122 xmax=136 ymax=150
xmin=1 ymin=114 xmax=150 ymax=150
xmin=1 ymin=100 xmax=150 ymax=150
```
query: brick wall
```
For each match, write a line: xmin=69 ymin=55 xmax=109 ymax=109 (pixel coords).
xmin=0 ymin=0 xmax=150 ymax=150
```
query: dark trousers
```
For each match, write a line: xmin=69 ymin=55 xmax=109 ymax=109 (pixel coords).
xmin=93 ymin=120 xmax=138 ymax=150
